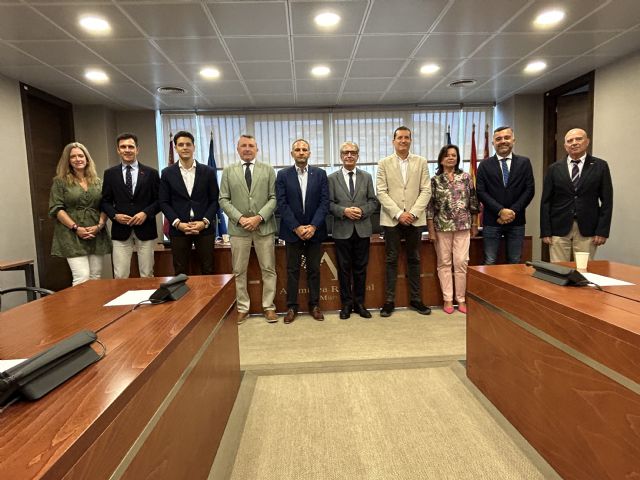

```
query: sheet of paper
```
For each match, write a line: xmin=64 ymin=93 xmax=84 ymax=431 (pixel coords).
xmin=583 ymin=272 xmax=635 ymax=287
xmin=104 ymin=289 xmax=157 ymax=306
xmin=0 ymin=359 xmax=27 ymax=373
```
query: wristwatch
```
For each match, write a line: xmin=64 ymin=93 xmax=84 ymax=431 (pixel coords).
xmin=70 ymin=223 xmax=78 ymax=231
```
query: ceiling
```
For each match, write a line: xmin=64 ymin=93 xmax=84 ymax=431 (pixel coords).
xmin=1 ymin=0 xmax=639 ymax=111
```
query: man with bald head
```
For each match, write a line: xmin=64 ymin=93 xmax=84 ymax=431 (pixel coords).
xmin=540 ymin=128 xmax=613 ymax=262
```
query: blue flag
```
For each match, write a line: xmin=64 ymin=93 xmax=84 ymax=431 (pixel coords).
xmin=208 ymin=135 xmax=227 ymax=236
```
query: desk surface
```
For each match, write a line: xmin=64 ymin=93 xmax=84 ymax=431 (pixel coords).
xmin=0 ymin=259 xmax=34 ymax=270
xmin=0 ymin=275 xmax=238 ymax=480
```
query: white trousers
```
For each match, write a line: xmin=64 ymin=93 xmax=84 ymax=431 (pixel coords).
xmin=112 ymin=233 xmax=156 ymax=278
xmin=67 ymin=255 xmax=104 ymax=286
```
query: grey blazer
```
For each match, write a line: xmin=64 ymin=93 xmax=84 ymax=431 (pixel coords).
xmin=328 ymin=168 xmax=379 ymax=240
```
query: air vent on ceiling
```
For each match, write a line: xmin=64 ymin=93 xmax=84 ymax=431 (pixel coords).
xmin=448 ymin=79 xmax=477 ymax=88
xmin=156 ymin=86 xmax=186 ymax=95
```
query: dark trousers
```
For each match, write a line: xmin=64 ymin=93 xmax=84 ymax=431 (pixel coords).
xmin=482 ymin=224 xmax=525 ymax=265
xmin=334 ymin=232 xmax=370 ymax=307
xmin=286 ymin=240 xmax=321 ymax=310
xmin=383 ymin=225 xmax=422 ymax=303
xmin=170 ymin=234 xmax=215 ymax=275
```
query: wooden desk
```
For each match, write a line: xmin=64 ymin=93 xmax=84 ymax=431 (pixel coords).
xmin=0 ymin=275 xmax=239 ymax=480
xmin=466 ymin=261 xmax=640 ymax=480
xmin=0 ymin=258 xmax=36 ymax=301
xmin=134 ymin=236 xmax=532 ymax=313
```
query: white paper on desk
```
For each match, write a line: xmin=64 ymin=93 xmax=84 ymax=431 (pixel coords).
xmin=582 ymin=272 xmax=635 ymax=287
xmin=0 ymin=359 xmax=27 ymax=372
xmin=104 ymin=289 xmax=157 ymax=306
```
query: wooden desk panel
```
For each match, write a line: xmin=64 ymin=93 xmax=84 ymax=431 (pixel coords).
xmin=0 ymin=275 xmax=239 ymax=480
xmin=134 ymin=236 xmax=532 ymax=313
xmin=466 ymin=261 xmax=640 ymax=480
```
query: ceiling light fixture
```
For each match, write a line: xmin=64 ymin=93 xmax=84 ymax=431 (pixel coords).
xmin=79 ymin=15 xmax=111 ymax=33
xmin=420 ymin=63 xmax=440 ymax=75
xmin=84 ymin=69 xmax=109 ymax=83
xmin=534 ymin=9 xmax=565 ymax=28
xmin=524 ymin=60 xmax=547 ymax=74
xmin=314 ymin=12 xmax=341 ymax=28
xmin=311 ymin=65 xmax=331 ymax=77
xmin=200 ymin=67 xmax=221 ymax=79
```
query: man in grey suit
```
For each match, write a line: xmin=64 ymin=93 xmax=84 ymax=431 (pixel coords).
xmin=219 ymin=134 xmax=279 ymax=325
xmin=328 ymin=142 xmax=379 ymax=319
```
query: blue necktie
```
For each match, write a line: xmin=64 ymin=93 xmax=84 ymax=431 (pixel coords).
xmin=500 ymin=158 xmax=509 ymax=186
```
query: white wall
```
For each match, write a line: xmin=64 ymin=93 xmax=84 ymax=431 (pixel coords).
xmin=592 ymin=52 xmax=640 ymax=266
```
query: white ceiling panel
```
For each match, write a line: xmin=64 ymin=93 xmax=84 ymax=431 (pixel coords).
xmin=379 ymin=91 xmax=425 ymax=103
xmin=119 ymin=3 xmax=215 ymax=38
xmin=434 ymin=0 xmax=530 ymax=33
xmin=290 ymin=1 xmax=368 ymax=36
xmin=204 ymin=95 xmax=253 ymax=108
xmin=245 ymin=80 xmax=295 ymax=95
xmin=355 ymin=35 xmax=423 ymax=59
xmin=236 ymin=61 xmax=292 ymax=80
xmin=390 ymin=76 xmax=441 ymax=93
xmin=83 ymin=39 xmax=166 ymax=65
xmin=502 ymin=0 xmax=604 ymax=33
xmin=176 ymin=62 xmax=239 ymax=82
xmin=226 ymin=37 xmax=290 ymax=61
xmin=414 ymin=34 xmax=492 ymax=59
xmin=0 ymin=44 xmax=42 ymax=67
xmin=569 ymin=0 xmax=640 ymax=31
xmin=296 ymin=93 xmax=339 ymax=106
xmin=450 ymin=57 xmax=520 ymax=78
xmin=348 ymin=59 xmax=406 ymax=77
xmin=193 ymin=81 xmax=248 ymax=96
xmin=293 ymin=36 xmax=356 ymax=61
xmin=208 ymin=2 xmax=287 ymax=36
xmin=252 ymin=94 xmax=295 ymax=107
xmin=0 ymin=65 xmax=76 ymax=86
xmin=0 ymin=6 xmax=68 ymax=41
xmin=401 ymin=58 xmax=465 ymax=78
xmin=295 ymin=60 xmax=349 ymax=79
xmin=585 ymin=28 xmax=640 ymax=57
xmin=296 ymin=79 xmax=343 ymax=95
xmin=473 ymin=33 xmax=555 ymax=58
xmin=57 ymin=65 xmax=134 ymax=84
xmin=363 ymin=0 xmax=447 ymax=34
xmin=118 ymin=64 xmax=187 ymax=85
xmin=343 ymin=77 xmax=393 ymax=93
xmin=422 ymin=89 xmax=468 ymax=103
xmin=338 ymin=92 xmax=387 ymax=105
xmin=12 ymin=40 xmax=107 ymax=66
xmin=535 ymin=31 xmax=619 ymax=57
xmin=154 ymin=38 xmax=229 ymax=64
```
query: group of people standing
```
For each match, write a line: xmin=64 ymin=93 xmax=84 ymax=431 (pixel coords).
xmin=48 ymin=123 xmax=613 ymax=322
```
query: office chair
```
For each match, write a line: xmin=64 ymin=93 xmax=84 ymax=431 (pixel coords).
xmin=0 ymin=287 xmax=54 ymax=311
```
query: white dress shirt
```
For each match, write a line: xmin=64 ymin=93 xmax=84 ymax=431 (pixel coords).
xmin=341 ymin=167 xmax=356 ymax=191
xmin=121 ymin=160 xmax=139 ymax=192
xmin=297 ymin=165 xmax=308 ymax=212
xmin=567 ymin=153 xmax=586 ymax=176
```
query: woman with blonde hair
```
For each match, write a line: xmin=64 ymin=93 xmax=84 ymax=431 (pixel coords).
xmin=49 ymin=142 xmax=111 ymax=285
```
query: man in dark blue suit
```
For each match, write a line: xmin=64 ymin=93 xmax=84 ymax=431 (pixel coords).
xmin=276 ymin=139 xmax=329 ymax=324
xmin=159 ymin=131 xmax=219 ymax=275
xmin=541 ymin=128 xmax=613 ymax=262
xmin=102 ymin=133 xmax=160 ymax=278
xmin=476 ymin=126 xmax=535 ymax=264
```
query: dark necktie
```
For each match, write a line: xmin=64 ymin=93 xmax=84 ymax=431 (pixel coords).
xmin=125 ymin=165 xmax=133 ymax=196
xmin=571 ymin=160 xmax=580 ymax=189
xmin=500 ymin=158 xmax=509 ymax=186
xmin=348 ymin=171 xmax=355 ymax=197
xmin=244 ymin=162 xmax=252 ymax=191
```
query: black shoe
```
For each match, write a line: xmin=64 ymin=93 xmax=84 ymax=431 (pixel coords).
xmin=354 ymin=303 xmax=372 ymax=319
xmin=339 ymin=305 xmax=352 ymax=320
xmin=410 ymin=300 xmax=431 ymax=315
xmin=380 ymin=302 xmax=394 ymax=317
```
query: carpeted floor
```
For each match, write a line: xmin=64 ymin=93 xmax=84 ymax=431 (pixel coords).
xmin=209 ymin=309 xmax=560 ymax=480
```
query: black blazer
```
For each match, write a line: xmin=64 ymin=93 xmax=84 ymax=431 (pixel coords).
xmin=159 ymin=162 xmax=219 ymax=237
xmin=540 ymin=154 xmax=613 ymax=238
xmin=276 ymin=165 xmax=329 ymax=243
xmin=101 ymin=163 xmax=160 ymax=241
xmin=476 ymin=154 xmax=535 ymax=227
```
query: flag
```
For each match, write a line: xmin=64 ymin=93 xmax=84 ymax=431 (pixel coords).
xmin=483 ymin=124 xmax=490 ymax=159
xmin=445 ymin=125 xmax=451 ymax=145
xmin=162 ymin=132 xmax=175 ymax=238
xmin=208 ymin=132 xmax=227 ymax=237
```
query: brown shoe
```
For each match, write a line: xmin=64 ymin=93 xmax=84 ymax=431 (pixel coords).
xmin=284 ymin=308 xmax=297 ymax=324
xmin=264 ymin=309 xmax=279 ymax=323
xmin=309 ymin=306 xmax=324 ymax=321
xmin=237 ymin=311 xmax=250 ymax=325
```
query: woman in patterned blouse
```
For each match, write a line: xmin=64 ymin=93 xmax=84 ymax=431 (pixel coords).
xmin=426 ymin=144 xmax=479 ymax=314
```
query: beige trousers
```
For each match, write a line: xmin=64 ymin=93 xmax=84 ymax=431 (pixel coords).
xmin=549 ymin=221 xmax=597 ymax=262
xmin=112 ymin=233 xmax=156 ymax=278
xmin=230 ymin=232 xmax=277 ymax=313
xmin=434 ymin=230 xmax=470 ymax=303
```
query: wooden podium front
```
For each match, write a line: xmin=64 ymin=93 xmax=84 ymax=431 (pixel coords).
xmin=135 ymin=235 xmax=532 ymax=313
xmin=467 ymin=261 xmax=640 ymax=479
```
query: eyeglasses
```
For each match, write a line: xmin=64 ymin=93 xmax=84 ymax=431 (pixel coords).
xmin=340 ymin=150 xmax=358 ymax=156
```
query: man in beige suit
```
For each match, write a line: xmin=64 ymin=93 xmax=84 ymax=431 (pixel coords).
xmin=219 ymin=134 xmax=278 ymax=324
xmin=376 ymin=126 xmax=432 ymax=317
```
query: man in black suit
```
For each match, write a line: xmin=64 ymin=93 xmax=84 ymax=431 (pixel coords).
xmin=541 ymin=128 xmax=613 ymax=262
xmin=102 ymin=133 xmax=160 ymax=278
xmin=476 ymin=126 xmax=535 ymax=264
xmin=276 ymin=138 xmax=329 ymax=324
xmin=159 ymin=131 xmax=219 ymax=275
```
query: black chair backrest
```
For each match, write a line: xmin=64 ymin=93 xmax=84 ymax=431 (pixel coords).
xmin=0 ymin=287 xmax=54 ymax=311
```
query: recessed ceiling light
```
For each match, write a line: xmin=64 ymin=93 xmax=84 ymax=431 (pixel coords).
xmin=420 ymin=63 xmax=440 ymax=75
xmin=524 ymin=60 xmax=547 ymax=74
xmin=200 ymin=67 xmax=221 ymax=79
xmin=79 ymin=15 xmax=111 ymax=33
xmin=311 ymin=65 xmax=331 ymax=77
xmin=314 ymin=12 xmax=341 ymax=28
xmin=534 ymin=9 xmax=565 ymax=28
xmin=85 ymin=69 xmax=109 ymax=83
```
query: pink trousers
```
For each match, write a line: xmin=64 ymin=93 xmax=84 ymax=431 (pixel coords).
xmin=434 ymin=230 xmax=470 ymax=303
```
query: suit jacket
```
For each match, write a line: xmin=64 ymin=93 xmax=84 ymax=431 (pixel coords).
xmin=219 ymin=161 xmax=277 ymax=237
xmin=540 ymin=154 xmax=613 ymax=238
xmin=101 ymin=162 xmax=160 ymax=241
xmin=476 ymin=154 xmax=535 ymax=227
xmin=276 ymin=165 xmax=329 ymax=243
xmin=376 ymin=153 xmax=431 ymax=227
xmin=328 ymin=168 xmax=379 ymax=239
xmin=159 ymin=162 xmax=219 ymax=237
